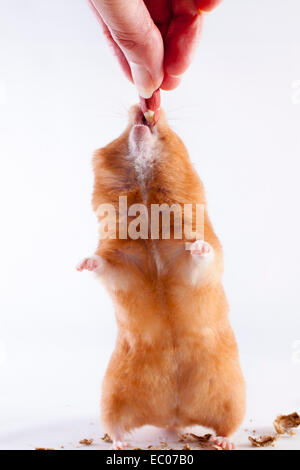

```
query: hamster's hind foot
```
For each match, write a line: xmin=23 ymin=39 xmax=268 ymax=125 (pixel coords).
xmin=110 ymin=428 xmax=129 ymax=450
xmin=214 ymin=436 xmax=235 ymax=450
xmin=76 ymin=255 xmax=102 ymax=272
xmin=111 ymin=441 xmax=129 ymax=450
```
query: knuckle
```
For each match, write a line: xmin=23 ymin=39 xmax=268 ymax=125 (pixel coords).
xmin=112 ymin=32 xmax=138 ymax=51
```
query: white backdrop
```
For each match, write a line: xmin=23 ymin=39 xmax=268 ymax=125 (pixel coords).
xmin=0 ymin=0 xmax=300 ymax=450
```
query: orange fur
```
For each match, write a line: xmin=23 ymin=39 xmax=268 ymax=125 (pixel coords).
xmin=90 ymin=106 xmax=246 ymax=439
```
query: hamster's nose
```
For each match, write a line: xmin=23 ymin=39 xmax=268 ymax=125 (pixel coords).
xmin=129 ymin=123 xmax=154 ymax=154
xmin=128 ymin=104 xmax=156 ymax=153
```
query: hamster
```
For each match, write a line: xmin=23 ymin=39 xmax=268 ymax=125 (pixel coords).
xmin=77 ymin=105 xmax=246 ymax=450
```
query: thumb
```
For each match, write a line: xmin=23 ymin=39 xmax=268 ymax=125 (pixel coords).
xmin=91 ymin=0 xmax=164 ymax=98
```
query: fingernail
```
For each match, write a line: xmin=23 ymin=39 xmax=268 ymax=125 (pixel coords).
xmin=129 ymin=62 xmax=155 ymax=99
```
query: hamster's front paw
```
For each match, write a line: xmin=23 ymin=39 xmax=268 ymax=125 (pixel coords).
xmin=186 ymin=240 xmax=212 ymax=257
xmin=76 ymin=255 xmax=102 ymax=272
xmin=213 ymin=436 xmax=235 ymax=450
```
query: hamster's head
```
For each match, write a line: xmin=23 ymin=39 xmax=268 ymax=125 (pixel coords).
xmin=92 ymin=104 xmax=204 ymax=211
xmin=126 ymin=104 xmax=188 ymax=161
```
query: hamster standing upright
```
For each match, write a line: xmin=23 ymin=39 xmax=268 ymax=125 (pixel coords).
xmin=77 ymin=105 xmax=246 ymax=450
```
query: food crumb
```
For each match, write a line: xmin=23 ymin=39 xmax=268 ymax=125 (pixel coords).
xmin=179 ymin=432 xmax=212 ymax=449
xmin=273 ymin=412 xmax=300 ymax=435
xmin=101 ymin=433 xmax=112 ymax=443
xmin=191 ymin=433 xmax=212 ymax=443
xmin=179 ymin=433 xmax=212 ymax=443
xmin=182 ymin=444 xmax=191 ymax=450
xmin=79 ymin=438 xmax=93 ymax=446
xmin=248 ymin=435 xmax=278 ymax=447
xmin=146 ymin=442 xmax=172 ymax=450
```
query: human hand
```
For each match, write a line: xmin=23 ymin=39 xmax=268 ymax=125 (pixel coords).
xmin=88 ymin=0 xmax=222 ymax=99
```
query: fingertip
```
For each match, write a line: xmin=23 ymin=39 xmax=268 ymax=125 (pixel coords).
xmin=130 ymin=62 xmax=163 ymax=99
xmin=195 ymin=0 xmax=223 ymax=13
